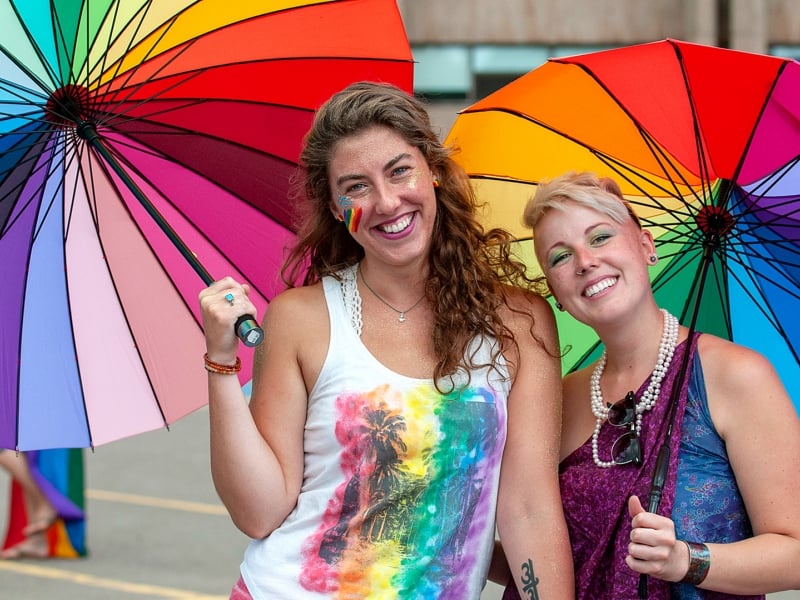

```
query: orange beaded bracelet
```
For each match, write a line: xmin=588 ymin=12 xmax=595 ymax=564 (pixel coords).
xmin=203 ymin=353 xmax=242 ymax=375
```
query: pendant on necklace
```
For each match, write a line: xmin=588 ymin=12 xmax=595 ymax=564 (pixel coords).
xmin=398 ymin=312 xmax=407 ymax=323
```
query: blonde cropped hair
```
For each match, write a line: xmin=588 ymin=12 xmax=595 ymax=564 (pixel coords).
xmin=523 ymin=171 xmax=641 ymax=230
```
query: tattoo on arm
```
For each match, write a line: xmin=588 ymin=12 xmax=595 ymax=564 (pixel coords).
xmin=520 ymin=558 xmax=540 ymax=599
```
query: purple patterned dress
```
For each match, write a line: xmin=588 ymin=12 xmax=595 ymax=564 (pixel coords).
xmin=503 ymin=335 xmax=762 ymax=600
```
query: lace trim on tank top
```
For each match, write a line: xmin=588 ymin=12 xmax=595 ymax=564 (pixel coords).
xmin=340 ymin=263 xmax=362 ymax=336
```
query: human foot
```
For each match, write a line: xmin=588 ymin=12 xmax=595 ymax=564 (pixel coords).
xmin=1 ymin=537 xmax=48 ymax=560
xmin=22 ymin=512 xmax=57 ymax=537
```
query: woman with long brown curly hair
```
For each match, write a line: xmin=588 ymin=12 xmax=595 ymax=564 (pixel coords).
xmin=199 ymin=81 xmax=573 ymax=599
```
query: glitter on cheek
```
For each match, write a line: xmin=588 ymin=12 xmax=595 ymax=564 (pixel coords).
xmin=403 ymin=171 xmax=421 ymax=190
xmin=344 ymin=207 xmax=362 ymax=233
xmin=338 ymin=195 xmax=353 ymax=208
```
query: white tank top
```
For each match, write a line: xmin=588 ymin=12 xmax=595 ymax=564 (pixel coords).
xmin=241 ymin=265 xmax=510 ymax=599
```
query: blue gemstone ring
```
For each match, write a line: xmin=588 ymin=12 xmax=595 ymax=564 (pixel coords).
xmin=224 ymin=292 xmax=235 ymax=306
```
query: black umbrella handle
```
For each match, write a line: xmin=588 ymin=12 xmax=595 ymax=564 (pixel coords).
xmin=647 ymin=444 xmax=671 ymax=511
xmin=638 ymin=443 xmax=672 ymax=598
xmin=235 ymin=315 xmax=265 ymax=347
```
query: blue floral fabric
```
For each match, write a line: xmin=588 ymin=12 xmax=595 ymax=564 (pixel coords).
xmin=670 ymin=351 xmax=760 ymax=600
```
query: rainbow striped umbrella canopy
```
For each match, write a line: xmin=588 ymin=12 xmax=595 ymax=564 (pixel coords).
xmin=0 ymin=0 xmax=413 ymax=450
xmin=447 ymin=39 xmax=800 ymax=413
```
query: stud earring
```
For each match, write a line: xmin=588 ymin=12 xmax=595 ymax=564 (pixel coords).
xmin=432 ymin=178 xmax=440 ymax=188
xmin=555 ymin=302 xmax=564 ymax=311
xmin=334 ymin=213 xmax=344 ymax=222
xmin=649 ymin=254 xmax=658 ymax=263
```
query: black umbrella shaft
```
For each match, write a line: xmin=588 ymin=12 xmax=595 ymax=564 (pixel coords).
xmin=76 ymin=121 xmax=214 ymax=285
xmin=76 ymin=121 xmax=264 ymax=347
xmin=639 ymin=243 xmax=715 ymax=598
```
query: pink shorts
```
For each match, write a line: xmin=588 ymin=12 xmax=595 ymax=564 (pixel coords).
xmin=229 ymin=576 xmax=252 ymax=600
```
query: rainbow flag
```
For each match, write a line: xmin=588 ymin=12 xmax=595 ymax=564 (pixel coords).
xmin=2 ymin=449 xmax=87 ymax=557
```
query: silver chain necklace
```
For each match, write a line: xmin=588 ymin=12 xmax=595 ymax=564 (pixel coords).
xmin=358 ymin=264 xmax=425 ymax=323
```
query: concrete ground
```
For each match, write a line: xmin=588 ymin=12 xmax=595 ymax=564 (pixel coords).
xmin=0 ymin=407 xmax=244 ymax=599
xmin=0 ymin=406 xmax=797 ymax=599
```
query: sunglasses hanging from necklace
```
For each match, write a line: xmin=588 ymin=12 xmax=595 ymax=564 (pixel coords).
xmin=589 ymin=309 xmax=680 ymax=468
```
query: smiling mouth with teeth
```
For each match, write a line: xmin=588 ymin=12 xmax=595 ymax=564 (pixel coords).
xmin=379 ymin=213 xmax=413 ymax=234
xmin=584 ymin=277 xmax=617 ymax=297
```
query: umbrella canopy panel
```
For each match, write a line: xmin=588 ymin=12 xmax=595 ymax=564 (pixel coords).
xmin=0 ymin=0 xmax=414 ymax=449
xmin=446 ymin=39 xmax=800 ymax=413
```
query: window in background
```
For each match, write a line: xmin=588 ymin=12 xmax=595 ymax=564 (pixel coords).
xmin=771 ymin=44 xmax=800 ymax=60
xmin=413 ymin=44 xmax=614 ymax=101
xmin=471 ymin=45 xmax=549 ymax=98
xmin=412 ymin=45 xmax=472 ymax=99
xmin=551 ymin=45 xmax=616 ymax=58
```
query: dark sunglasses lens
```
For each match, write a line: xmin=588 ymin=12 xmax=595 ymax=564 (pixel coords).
xmin=612 ymin=431 xmax=642 ymax=466
xmin=607 ymin=392 xmax=636 ymax=426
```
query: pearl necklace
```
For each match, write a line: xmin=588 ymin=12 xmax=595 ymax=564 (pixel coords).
xmin=589 ymin=309 xmax=679 ymax=468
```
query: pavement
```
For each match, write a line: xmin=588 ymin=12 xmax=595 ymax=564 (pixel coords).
xmin=1 ymin=407 xmax=797 ymax=600
xmin=0 ymin=407 xmax=245 ymax=600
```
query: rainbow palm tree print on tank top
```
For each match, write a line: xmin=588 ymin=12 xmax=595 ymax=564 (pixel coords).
xmin=300 ymin=382 xmax=502 ymax=598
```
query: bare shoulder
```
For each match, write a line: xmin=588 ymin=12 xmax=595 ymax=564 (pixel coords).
xmin=499 ymin=288 xmax=559 ymax=361
xmin=499 ymin=287 xmax=560 ymax=392
xmin=255 ymin=283 xmax=330 ymax=394
xmin=501 ymin=287 xmax=557 ymax=335
xmin=258 ymin=284 xmax=329 ymax=360
xmin=503 ymin=286 xmax=553 ymax=315
xmin=262 ymin=284 xmax=327 ymax=332
xmin=697 ymin=333 xmax=794 ymax=434
xmin=696 ymin=334 xmax=778 ymax=390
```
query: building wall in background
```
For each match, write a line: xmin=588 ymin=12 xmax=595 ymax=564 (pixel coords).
xmin=398 ymin=0 xmax=702 ymax=44
xmin=769 ymin=0 xmax=800 ymax=42
xmin=397 ymin=0 xmax=800 ymax=134
xmin=399 ymin=0 xmax=798 ymax=50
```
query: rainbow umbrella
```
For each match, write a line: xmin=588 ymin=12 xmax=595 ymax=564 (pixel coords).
xmin=0 ymin=0 xmax=413 ymax=450
xmin=446 ymin=39 xmax=800 ymax=414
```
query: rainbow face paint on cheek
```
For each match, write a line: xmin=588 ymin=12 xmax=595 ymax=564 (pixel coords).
xmin=343 ymin=207 xmax=362 ymax=233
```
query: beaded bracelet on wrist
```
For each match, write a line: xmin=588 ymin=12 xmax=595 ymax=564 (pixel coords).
xmin=681 ymin=541 xmax=710 ymax=585
xmin=203 ymin=353 xmax=242 ymax=375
